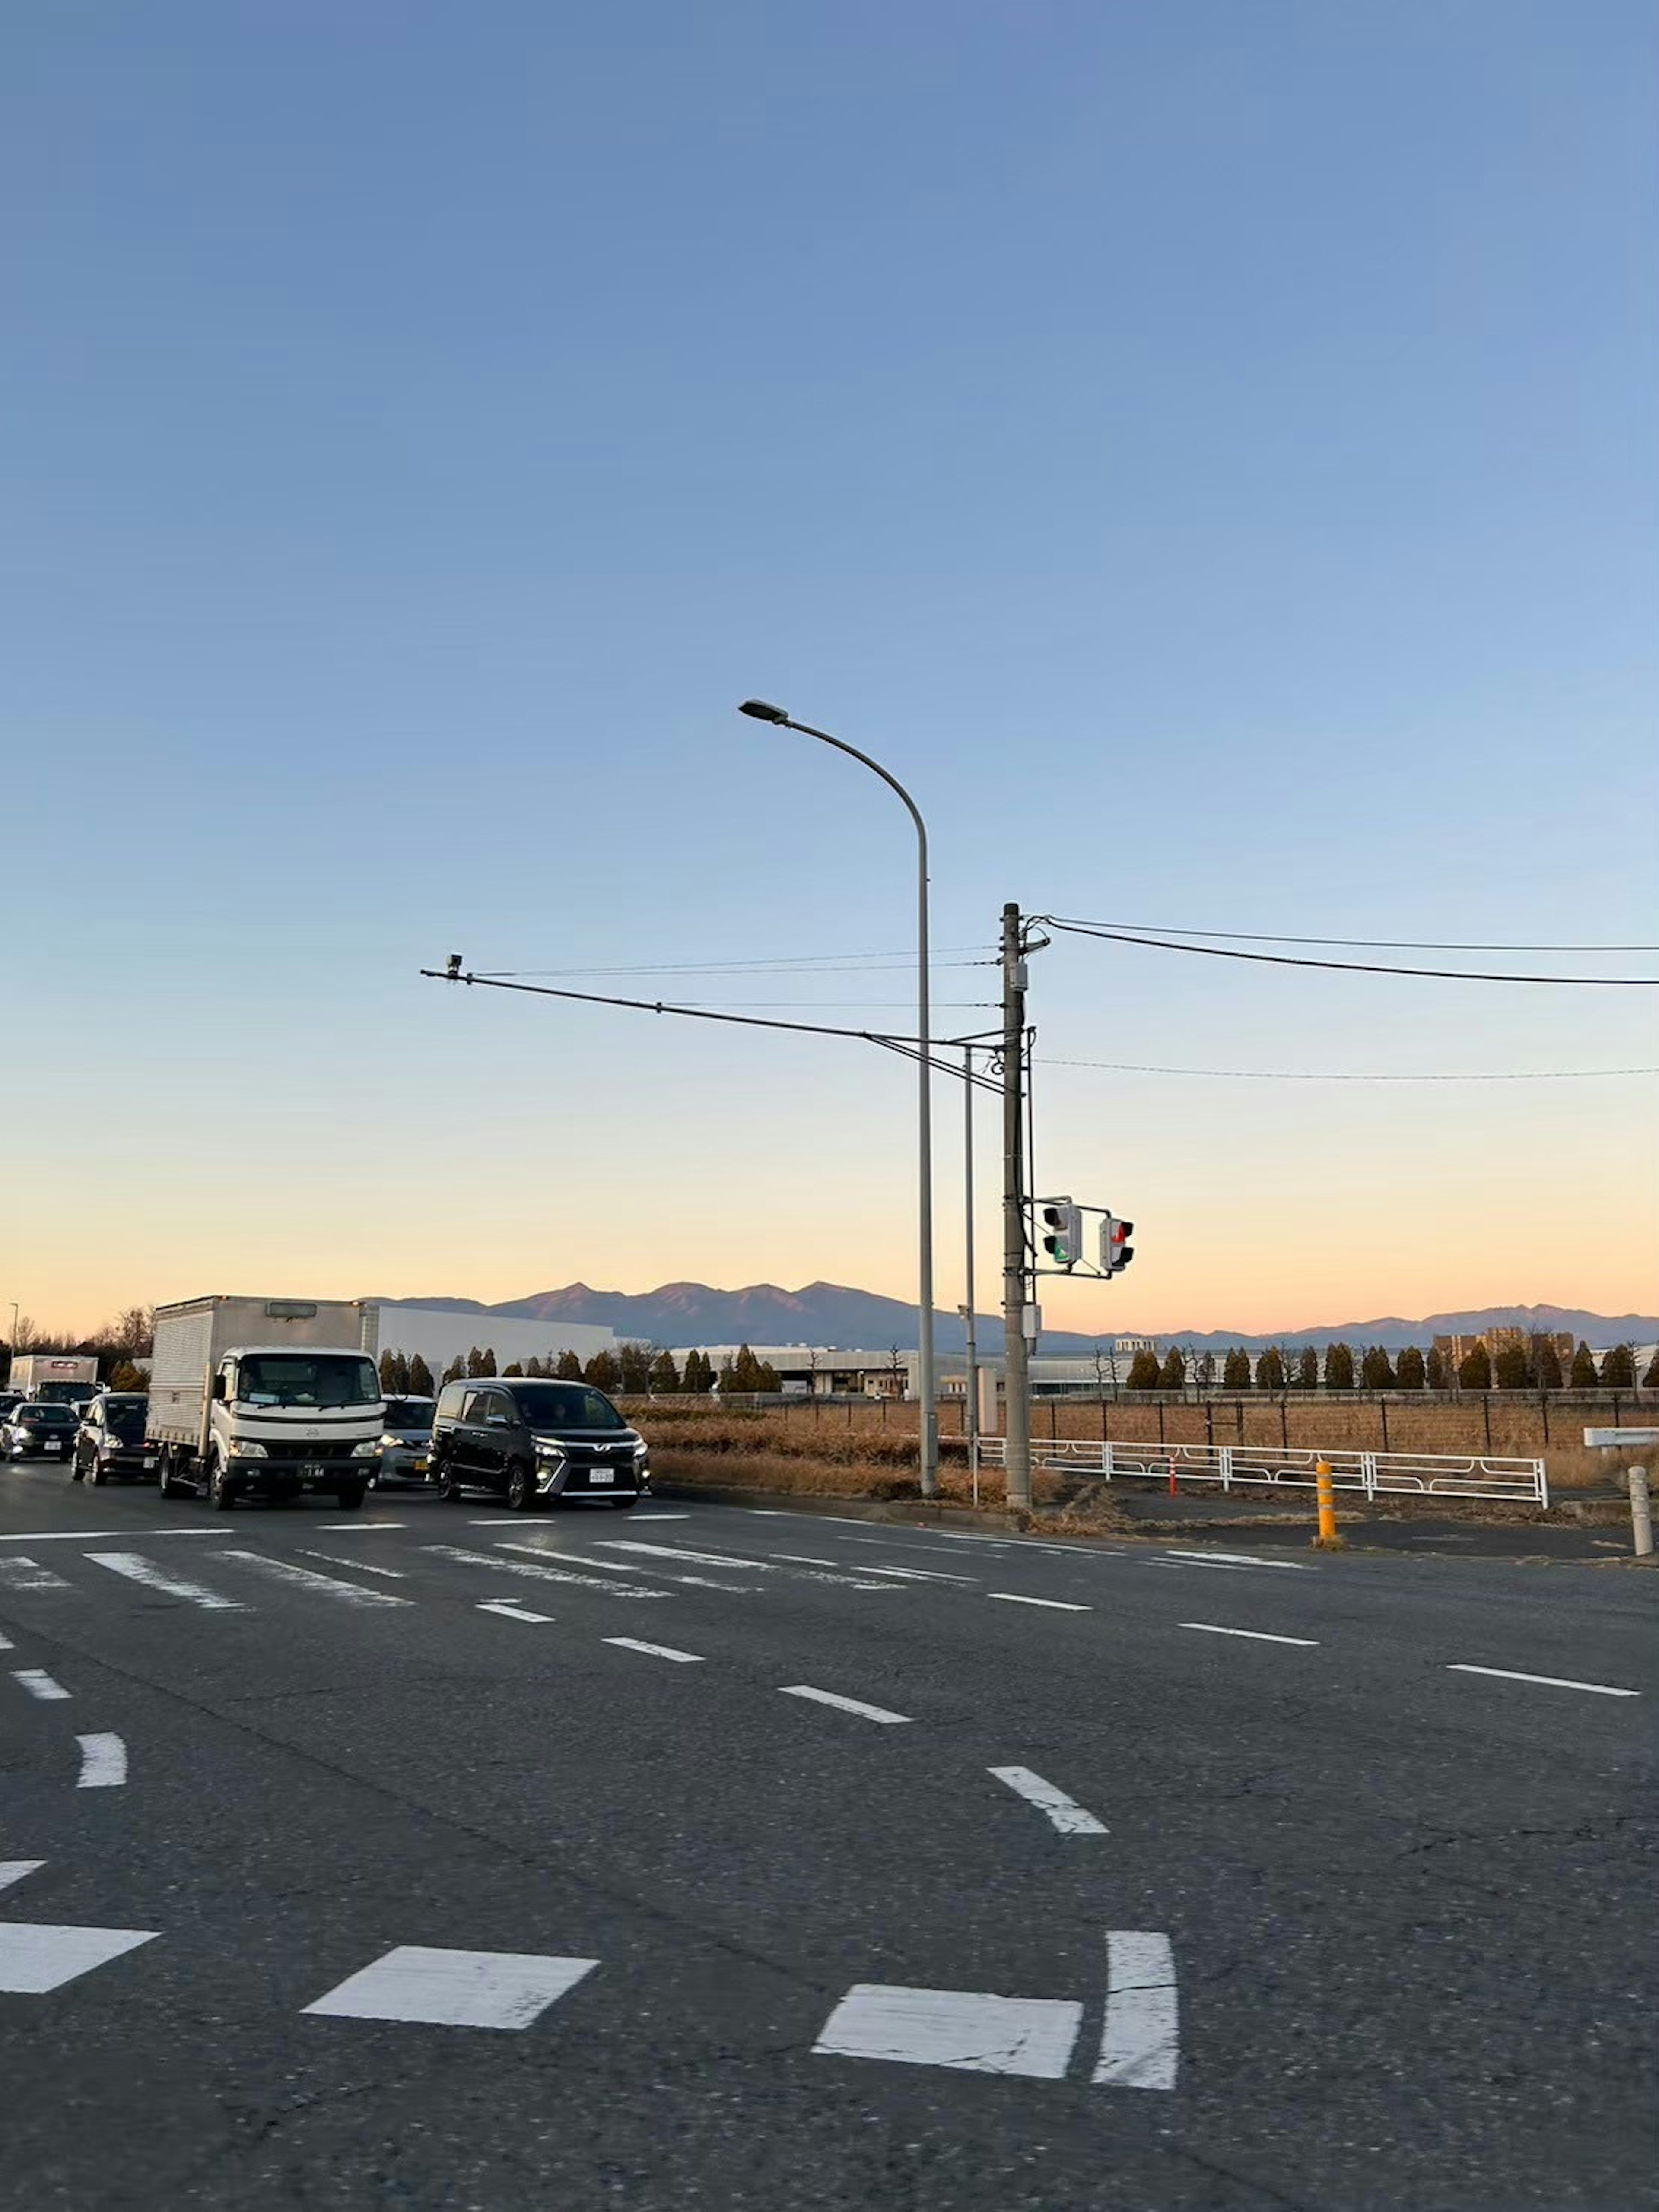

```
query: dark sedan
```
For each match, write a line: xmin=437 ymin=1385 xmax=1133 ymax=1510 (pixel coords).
xmin=4 ymin=1402 xmax=79 ymax=1461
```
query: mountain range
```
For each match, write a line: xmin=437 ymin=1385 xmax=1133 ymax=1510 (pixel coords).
xmin=370 ymin=1283 xmax=1658 ymax=1356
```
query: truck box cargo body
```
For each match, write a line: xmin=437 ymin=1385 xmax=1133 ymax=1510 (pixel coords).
xmin=149 ymin=1296 xmax=384 ymax=1510
xmin=6 ymin=1353 xmax=101 ymax=1405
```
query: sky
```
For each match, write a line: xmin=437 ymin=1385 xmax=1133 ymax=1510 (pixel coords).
xmin=3 ymin=0 xmax=1656 ymax=1343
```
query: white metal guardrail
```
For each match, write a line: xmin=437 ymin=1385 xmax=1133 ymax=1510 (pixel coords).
xmin=969 ymin=1436 xmax=1548 ymax=1508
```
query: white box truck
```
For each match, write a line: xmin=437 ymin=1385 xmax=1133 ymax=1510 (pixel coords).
xmin=6 ymin=1353 xmax=100 ymax=1406
xmin=149 ymin=1296 xmax=384 ymax=1512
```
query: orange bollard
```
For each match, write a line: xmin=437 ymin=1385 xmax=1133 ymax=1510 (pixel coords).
xmin=1313 ymin=1458 xmax=1346 ymax=1550
xmin=1168 ymin=1454 xmax=1178 ymax=1497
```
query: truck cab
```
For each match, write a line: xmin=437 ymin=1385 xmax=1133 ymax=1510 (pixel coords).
xmin=162 ymin=1343 xmax=385 ymax=1511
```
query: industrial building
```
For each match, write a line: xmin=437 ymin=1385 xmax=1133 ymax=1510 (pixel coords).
xmin=365 ymin=1304 xmax=617 ymax=1380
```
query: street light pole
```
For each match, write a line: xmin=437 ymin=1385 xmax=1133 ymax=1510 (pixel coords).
xmin=739 ymin=699 xmax=938 ymax=1497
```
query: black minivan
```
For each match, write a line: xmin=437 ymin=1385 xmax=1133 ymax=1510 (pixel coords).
xmin=428 ymin=1379 xmax=647 ymax=1512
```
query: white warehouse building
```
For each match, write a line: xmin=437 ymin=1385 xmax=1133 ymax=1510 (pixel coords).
xmin=365 ymin=1304 xmax=617 ymax=1380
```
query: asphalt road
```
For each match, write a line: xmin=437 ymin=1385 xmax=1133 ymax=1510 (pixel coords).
xmin=1 ymin=1464 xmax=1653 ymax=2211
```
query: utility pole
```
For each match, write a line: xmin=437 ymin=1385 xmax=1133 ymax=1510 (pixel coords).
xmin=961 ymin=1044 xmax=979 ymax=1478
xmin=1001 ymin=901 xmax=1032 ymax=1510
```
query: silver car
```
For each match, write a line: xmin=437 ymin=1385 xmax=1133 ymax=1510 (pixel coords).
xmin=370 ymin=1395 xmax=437 ymax=1488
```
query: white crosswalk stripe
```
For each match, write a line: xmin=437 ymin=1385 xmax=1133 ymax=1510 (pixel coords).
xmin=83 ymin=1552 xmax=247 ymax=1612
xmin=216 ymin=1552 xmax=413 ymax=1608
xmin=597 ymin=1539 xmax=908 ymax=1592
xmin=423 ymin=1546 xmax=669 ymax=1599
xmin=0 ymin=1556 xmax=72 ymax=1593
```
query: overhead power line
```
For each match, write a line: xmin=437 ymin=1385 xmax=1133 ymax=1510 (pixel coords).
xmin=1049 ymin=918 xmax=1659 ymax=953
xmin=1044 ymin=919 xmax=1659 ymax=985
xmin=417 ymin=968 xmax=1004 ymax=1093
xmin=476 ymin=948 xmax=996 ymax=978
xmin=1037 ymin=1056 xmax=1659 ymax=1083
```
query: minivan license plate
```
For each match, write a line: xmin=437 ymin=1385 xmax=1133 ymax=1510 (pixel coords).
xmin=44 ymin=1441 xmax=61 ymax=1453
xmin=588 ymin=1469 xmax=614 ymax=1485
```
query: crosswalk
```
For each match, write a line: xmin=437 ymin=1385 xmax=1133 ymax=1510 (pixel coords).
xmin=0 ymin=1523 xmax=1316 ymax=1634
xmin=0 ymin=1860 xmax=1180 ymax=2087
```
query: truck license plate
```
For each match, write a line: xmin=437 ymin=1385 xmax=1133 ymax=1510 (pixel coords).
xmin=588 ymin=1469 xmax=614 ymax=1485
xmin=304 ymin=1463 xmax=326 ymax=1480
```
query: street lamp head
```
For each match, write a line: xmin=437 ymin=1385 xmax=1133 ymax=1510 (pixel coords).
xmin=738 ymin=698 xmax=790 ymax=724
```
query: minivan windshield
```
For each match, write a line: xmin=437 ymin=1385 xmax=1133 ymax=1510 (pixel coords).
xmin=384 ymin=1397 xmax=435 ymax=1431
xmin=105 ymin=1397 xmax=148 ymax=1437
xmin=508 ymin=1383 xmax=626 ymax=1431
xmin=237 ymin=1355 xmax=380 ymax=1409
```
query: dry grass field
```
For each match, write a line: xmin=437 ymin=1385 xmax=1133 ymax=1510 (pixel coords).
xmin=627 ymin=1392 xmax=1652 ymax=1507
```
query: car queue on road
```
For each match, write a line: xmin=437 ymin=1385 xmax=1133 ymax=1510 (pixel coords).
xmin=3 ymin=1377 xmax=649 ymax=1512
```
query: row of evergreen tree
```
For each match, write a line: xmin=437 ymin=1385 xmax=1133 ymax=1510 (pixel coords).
xmin=377 ymin=1342 xmax=783 ymax=1398
xmin=1121 ymin=1339 xmax=1653 ymax=1392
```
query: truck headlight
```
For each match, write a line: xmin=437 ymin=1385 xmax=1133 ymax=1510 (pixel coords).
xmin=235 ymin=1441 xmax=269 ymax=1460
xmin=351 ymin=1439 xmax=379 ymax=1459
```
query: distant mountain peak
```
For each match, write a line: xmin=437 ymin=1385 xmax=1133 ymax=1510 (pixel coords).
xmin=370 ymin=1282 xmax=1657 ymax=1357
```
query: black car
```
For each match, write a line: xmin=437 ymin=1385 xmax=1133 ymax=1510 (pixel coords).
xmin=4 ymin=1401 xmax=79 ymax=1460
xmin=73 ymin=1393 xmax=155 ymax=1485
xmin=428 ymin=1379 xmax=647 ymax=1512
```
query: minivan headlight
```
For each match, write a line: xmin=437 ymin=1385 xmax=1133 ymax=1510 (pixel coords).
xmin=534 ymin=1438 xmax=566 ymax=1458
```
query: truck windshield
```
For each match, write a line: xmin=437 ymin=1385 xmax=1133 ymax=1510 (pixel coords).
xmin=509 ymin=1383 xmax=626 ymax=1431
xmin=238 ymin=1355 xmax=380 ymax=1409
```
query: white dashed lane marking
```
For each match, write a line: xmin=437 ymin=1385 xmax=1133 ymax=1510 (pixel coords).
xmin=989 ymin=1766 xmax=1108 ymax=1835
xmin=1095 ymin=1932 xmax=1179 ymax=2089
xmin=75 ymin=1733 xmax=127 ymax=1788
xmin=12 ymin=1669 xmax=70 ymax=1701
xmin=83 ymin=1552 xmax=246 ymax=1612
xmin=1178 ymin=1622 xmax=1319 ymax=1648
xmin=1162 ymin=1550 xmax=1316 ymax=1572
xmin=988 ymin=1593 xmax=1092 ymax=1613
xmin=778 ymin=1685 xmax=912 ymax=1725
xmin=0 ymin=1861 xmax=45 ymax=1894
xmin=302 ymin=1946 xmax=597 ymax=2030
xmin=604 ymin=1638 xmax=707 ymax=1664
xmin=476 ymin=1601 xmax=555 ymax=1624
xmin=1447 ymin=1664 xmax=1640 ymax=1698
xmin=315 ymin=1522 xmax=407 ymax=1532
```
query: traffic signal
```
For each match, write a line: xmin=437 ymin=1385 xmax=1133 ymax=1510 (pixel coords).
xmin=1039 ymin=1200 xmax=1084 ymax=1270
xmin=1100 ymin=1214 xmax=1136 ymax=1276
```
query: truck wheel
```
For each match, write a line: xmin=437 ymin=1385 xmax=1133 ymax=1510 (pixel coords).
xmin=334 ymin=1481 xmax=366 ymax=1511
xmin=158 ymin=1448 xmax=187 ymax=1499
xmin=209 ymin=1460 xmax=235 ymax=1511
xmin=506 ymin=1463 xmax=535 ymax=1512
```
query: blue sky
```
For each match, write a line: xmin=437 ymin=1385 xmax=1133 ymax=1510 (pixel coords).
xmin=4 ymin=0 xmax=1655 ymax=1336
